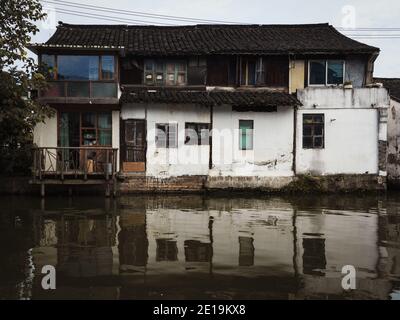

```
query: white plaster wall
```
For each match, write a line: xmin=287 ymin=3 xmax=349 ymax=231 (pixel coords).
xmin=297 ymin=87 xmax=390 ymax=109
xmin=296 ymin=87 xmax=390 ymax=175
xmin=296 ymin=108 xmax=378 ymax=175
xmin=121 ymin=103 xmax=211 ymax=177
xmin=33 ymin=115 xmax=57 ymax=148
xmin=210 ymin=105 xmax=294 ymax=177
xmin=387 ymin=99 xmax=400 ymax=181
xmin=33 ymin=115 xmax=58 ymax=171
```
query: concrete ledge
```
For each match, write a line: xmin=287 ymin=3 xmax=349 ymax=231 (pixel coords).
xmin=0 ymin=174 xmax=387 ymax=195
xmin=118 ymin=175 xmax=207 ymax=193
xmin=206 ymin=176 xmax=294 ymax=191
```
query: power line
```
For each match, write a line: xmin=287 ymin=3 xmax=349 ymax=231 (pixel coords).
xmin=44 ymin=6 xmax=175 ymax=25
xmin=41 ymin=0 xmax=245 ymax=24
xmin=338 ymin=28 xmax=400 ymax=31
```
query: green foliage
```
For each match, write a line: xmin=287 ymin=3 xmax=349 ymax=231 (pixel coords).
xmin=0 ymin=0 xmax=54 ymax=175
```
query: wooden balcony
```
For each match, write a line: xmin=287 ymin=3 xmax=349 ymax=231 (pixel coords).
xmin=31 ymin=147 xmax=118 ymax=197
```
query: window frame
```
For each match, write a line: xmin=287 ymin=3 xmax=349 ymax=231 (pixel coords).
xmin=308 ymin=60 xmax=345 ymax=87
xmin=302 ymin=114 xmax=325 ymax=149
xmin=184 ymin=122 xmax=210 ymax=146
xmin=240 ymin=57 xmax=257 ymax=86
xmin=58 ymin=111 xmax=112 ymax=147
xmin=144 ymin=59 xmax=187 ymax=86
xmin=155 ymin=123 xmax=178 ymax=148
xmin=239 ymin=120 xmax=254 ymax=151
xmin=40 ymin=54 xmax=117 ymax=81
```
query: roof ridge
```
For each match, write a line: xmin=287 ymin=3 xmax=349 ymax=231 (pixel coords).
xmin=57 ymin=22 xmax=331 ymax=29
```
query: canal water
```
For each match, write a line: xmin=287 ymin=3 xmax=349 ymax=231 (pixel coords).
xmin=0 ymin=193 xmax=399 ymax=300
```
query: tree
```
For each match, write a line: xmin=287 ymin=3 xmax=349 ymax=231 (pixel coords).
xmin=0 ymin=0 xmax=54 ymax=175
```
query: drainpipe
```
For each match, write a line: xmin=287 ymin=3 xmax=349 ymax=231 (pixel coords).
xmin=292 ymin=105 xmax=298 ymax=176
xmin=209 ymin=103 xmax=213 ymax=170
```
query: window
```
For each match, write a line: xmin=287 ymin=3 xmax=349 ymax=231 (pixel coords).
xmin=303 ymin=114 xmax=324 ymax=149
xmin=59 ymin=112 xmax=112 ymax=147
xmin=144 ymin=60 xmax=187 ymax=86
xmin=101 ymin=56 xmax=115 ymax=80
xmin=240 ymin=58 xmax=256 ymax=86
xmin=40 ymin=55 xmax=115 ymax=81
xmin=41 ymin=54 xmax=56 ymax=79
xmin=309 ymin=60 xmax=344 ymax=86
xmin=155 ymin=123 xmax=178 ymax=148
xmin=239 ymin=120 xmax=254 ymax=150
xmin=327 ymin=61 xmax=344 ymax=85
xmin=185 ymin=123 xmax=210 ymax=145
xmin=255 ymin=57 xmax=265 ymax=85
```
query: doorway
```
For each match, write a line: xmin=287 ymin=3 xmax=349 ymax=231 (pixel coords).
xmin=121 ymin=119 xmax=146 ymax=172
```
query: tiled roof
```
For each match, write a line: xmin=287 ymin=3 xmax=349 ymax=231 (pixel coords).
xmin=374 ymin=78 xmax=400 ymax=102
xmin=120 ymin=88 xmax=301 ymax=108
xmin=32 ymin=22 xmax=379 ymax=55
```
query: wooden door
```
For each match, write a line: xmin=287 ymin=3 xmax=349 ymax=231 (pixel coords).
xmin=121 ymin=119 xmax=146 ymax=172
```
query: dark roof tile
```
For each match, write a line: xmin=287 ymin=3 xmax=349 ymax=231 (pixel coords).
xmin=374 ymin=78 xmax=400 ymax=102
xmin=120 ymin=88 xmax=301 ymax=108
xmin=32 ymin=23 xmax=378 ymax=55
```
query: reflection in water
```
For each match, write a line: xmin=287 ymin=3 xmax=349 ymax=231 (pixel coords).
xmin=0 ymin=194 xmax=400 ymax=300
xmin=302 ymin=238 xmax=326 ymax=276
xmin=239 ymin=237 xmax=254 ymax=267
xmin=156 ymin=239 xmax=178 ymax=262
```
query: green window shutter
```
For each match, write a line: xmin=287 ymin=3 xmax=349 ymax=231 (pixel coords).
xmin=239 ymin=120 xmax=254 ymax=150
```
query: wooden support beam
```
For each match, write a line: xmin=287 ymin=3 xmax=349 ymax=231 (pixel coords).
xmin=40 ymin=183 xmax=45 ymax=198
xmin=105 ymin=183 xmax=111 ymax=198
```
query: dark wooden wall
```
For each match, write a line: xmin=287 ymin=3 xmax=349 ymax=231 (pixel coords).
xmin=120 ymin=55 xmax=289 ymax=88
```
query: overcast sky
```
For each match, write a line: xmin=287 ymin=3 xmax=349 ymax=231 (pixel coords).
xmin=32 ymin=0 xmax=400 ymax=77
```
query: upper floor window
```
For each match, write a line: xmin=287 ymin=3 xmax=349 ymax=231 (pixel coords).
xmin=240 ymin=58 xmax=256 ymax=86
xmin=240 ymin=57 xmax=265 ymax=86
xmin=309 ymin=60 xmax=344 ymax=86
xmin=41 ymin=55 xmax=116 ymax=81
xmin=144 ymin=60 xmax=186 ymax=86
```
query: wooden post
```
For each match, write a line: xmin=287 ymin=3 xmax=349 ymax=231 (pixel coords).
xmin=113 ymin=177 xmax=117 ymax=198
xmin=39 ymin=149 xmax=43 ymax=181
xmin=60 ymin=149 xmax=64 ymax=180
xmin=106 ymin=149 xmax=110 ymax=181
xmin=40 ymin=182 xmax=45 ymax=198
xmin=105 ymin=182 xmax=111 ymax=198
xmin=33 ymin=148 xmax=37 ymax=183
xmin=84 ymin=149 xmax=87 ymax=181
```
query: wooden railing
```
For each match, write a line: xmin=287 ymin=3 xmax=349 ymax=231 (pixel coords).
xmin=32 ymin=147 xmax=118 ymax=181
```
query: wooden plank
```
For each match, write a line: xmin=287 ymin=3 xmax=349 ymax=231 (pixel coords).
xmin=122 ymin=162 xmax=145 ymax=172
xmin=30 ymin=179 xmax=109 ymax=185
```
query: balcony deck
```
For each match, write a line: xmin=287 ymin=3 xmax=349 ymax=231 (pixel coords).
xmin=31 ymin=147 xmax=118 ymax=197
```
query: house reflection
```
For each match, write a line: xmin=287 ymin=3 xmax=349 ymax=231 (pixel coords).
xmin=238 ymin=237 xmax=254 ymax=267
xmin=156 ymin=239 xmax=178 ymax=261
xmin=184 ymin=240 xmax=212 ymax=262
xmin=118 ymin=211 xmax=148 ymax=271
xmin=302 ymin=237 xmax=326 ymax=276
xmin=57 ymin=215 xmax=117 ymax=278
xmin=5 ymin=194 xmax=398 ymax=299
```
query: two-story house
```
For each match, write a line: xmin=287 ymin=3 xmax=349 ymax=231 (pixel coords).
xmin=29 ymin=22 xmax=390 ymax=195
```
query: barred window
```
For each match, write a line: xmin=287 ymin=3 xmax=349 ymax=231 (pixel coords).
xmin=303 ymin=114 xmax=324 ymax=149
xmin=185 ymin=123 xmax=210 ymax=145
xmin=155 ymin=123 xmax=178 ymax=148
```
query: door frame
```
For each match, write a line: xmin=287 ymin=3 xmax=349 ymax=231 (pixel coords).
xmin=120 ymin=118 xmax=147 ymax=173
